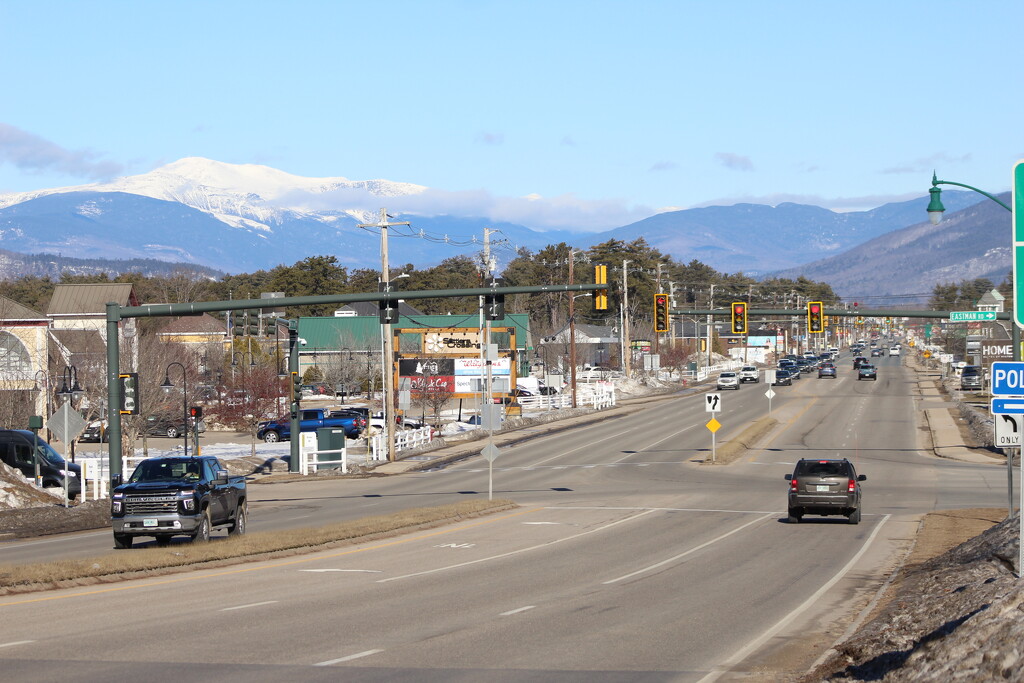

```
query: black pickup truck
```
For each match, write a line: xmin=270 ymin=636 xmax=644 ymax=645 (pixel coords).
xmin=110 ymin=456 xmax=246 ymax=549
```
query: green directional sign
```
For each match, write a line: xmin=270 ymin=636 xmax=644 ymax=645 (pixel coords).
xmin=949 ymin=311 xmax=997 ymax=322
xmin=1014 ymin=160 xmax=1024 ymax=328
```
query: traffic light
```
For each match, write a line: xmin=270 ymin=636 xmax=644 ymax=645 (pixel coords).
xmin=291 ymin=371 xmax=302 ymax=400
xmin=189 ymin=406 xmax=203 ymax=419
xmin=118 ymin=373 xmax=140 ymax=415
xmin=593 ymin=264 xmax=608 ymax=310
xmin=378 ymin=282 xmax=399 ymax=324
xmin=483 ymin=278 xmax=505 ymax=321
xmin=654 ymin=293 xmax=669 ymax=333
xmin=807 ymin=301 xmax=824 ymax=333
xmin=731 ymin=302 xmax=747 ymax=334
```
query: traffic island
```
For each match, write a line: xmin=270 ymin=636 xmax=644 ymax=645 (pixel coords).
xmin=701 ymin=416 xmax=778 ymax=465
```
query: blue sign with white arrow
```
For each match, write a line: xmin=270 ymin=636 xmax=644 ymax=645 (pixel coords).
xmin=991 ymin=398 xmax=1024 ymax=415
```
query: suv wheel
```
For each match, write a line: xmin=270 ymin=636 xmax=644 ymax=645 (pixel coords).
xmin=787 ymin=510 xmax=802 ymax=524
xmin=848 ymin=508 xmax=861 ymax=524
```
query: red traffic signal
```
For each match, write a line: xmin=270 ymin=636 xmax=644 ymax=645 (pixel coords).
xmin=731 ymin=302 xmax=747 ymax=334
xmin=189 ymin=406 xmax=203 ymax=419
xmin=807 ymin=301 xmax=824 ymax=333
xmin=654 ymin=294 xmax=669 ymax=333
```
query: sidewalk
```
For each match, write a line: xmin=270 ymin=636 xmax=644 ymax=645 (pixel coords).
xmin=908 ymin=355 xmax=1002 ymax=465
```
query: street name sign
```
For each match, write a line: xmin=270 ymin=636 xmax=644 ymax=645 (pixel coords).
xmin=990 ymin=362 xmax=1024 ymax=396
xmin=991 ymin=398 xmax=1024 ymax=415
xmin=949 ymin=311 xmax=997 ymax=322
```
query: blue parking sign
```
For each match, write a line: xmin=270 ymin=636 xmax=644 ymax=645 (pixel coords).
xmin=991 ymin=362 xmax=1024 ymax=396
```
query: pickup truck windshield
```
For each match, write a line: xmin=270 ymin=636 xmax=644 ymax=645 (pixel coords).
xmin=130 ymin=458 xmax=203 ymax=482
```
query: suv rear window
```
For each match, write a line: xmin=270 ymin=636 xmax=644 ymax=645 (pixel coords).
xmin=794 ymin=460 xmax=852 ymax=477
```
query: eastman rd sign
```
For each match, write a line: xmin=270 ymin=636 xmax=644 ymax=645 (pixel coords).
xmin=949 ymin=311 xmax=997 ymax=322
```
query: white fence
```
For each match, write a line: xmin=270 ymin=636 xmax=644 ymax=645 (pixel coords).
xmin=369 ymin=425 xmax=435 ymax=462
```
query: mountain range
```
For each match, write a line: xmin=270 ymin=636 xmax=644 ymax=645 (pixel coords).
xmin=0 ymin=157 xmax=998 ymax=298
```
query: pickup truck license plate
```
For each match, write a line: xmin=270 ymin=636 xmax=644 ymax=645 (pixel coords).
xmin=143 ymin=518 xmax=158 ymax=527
xmin=816 ymin=485 xmax=830 ymax=492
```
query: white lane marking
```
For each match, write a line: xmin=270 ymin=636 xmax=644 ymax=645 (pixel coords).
xmin=0 ymin=640 xmax=34 ymax=649
xmin=523 ymin=522 xmax=561 ymax=525
xmin=696 ymin=514 xmax=892 ymax=683
xmin=315 ymin=649 xmax=384 ymax=666
xmin=0 ymin=531 xmax=108 ymax=550
xmin=603 ymin=513 xmax=774 ymax=584
xmin=500 ymin=606 xmax=536 ymax=616
xmin=300 ymin=569 xmax=383 ymax=573
xmin=220 ymin=600 xmax=278 ymax=612
xmin=377 ymin=509 xmax=658 ymax=583
xmin=612 ymin=424 xmax=698 ymax=463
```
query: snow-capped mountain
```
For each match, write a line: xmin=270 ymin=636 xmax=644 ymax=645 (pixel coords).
xmin=0 ymin=157 xmax=994 ymax=292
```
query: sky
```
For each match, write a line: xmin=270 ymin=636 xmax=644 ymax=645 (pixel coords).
xmin=1 ymin=1 xmax=1022 ymax=231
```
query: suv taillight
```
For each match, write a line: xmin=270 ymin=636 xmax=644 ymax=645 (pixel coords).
xmin=847 ymin=479 xmax=856 ymax=492
xmin=790 ymin=478 xmax=798 ymax=492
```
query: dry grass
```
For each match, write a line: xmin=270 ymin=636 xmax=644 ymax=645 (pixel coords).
xmin=0 ymin=498 xmax=516 ymax=594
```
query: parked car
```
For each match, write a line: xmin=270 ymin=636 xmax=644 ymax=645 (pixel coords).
xmin=739 ymin=366 xmax=759 ymax=383
xmin=818 ymin=363 xmax=836 ymax=379
xmin=0 ymin=429 xmax=81 ymax=498
xmin=143 ymin=413 xmax=193 ymax=439
xmin=858 ymin=364 xmax=877 ymax=381
xmin=81 ymin=420 xmax=109 ymax=443
xmin=785 ymin=458 xmax=866 ymax=524
xmin=257 ymin=408 xmax=367 ymax=442
xmin=960 ymin=366 xmax=983 ymax=391
xmin=716 ymin=371 xmax=740 ymax=390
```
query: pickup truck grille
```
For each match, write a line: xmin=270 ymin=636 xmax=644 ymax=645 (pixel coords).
xmin=125 ymin=495 xmax=178 ymax=515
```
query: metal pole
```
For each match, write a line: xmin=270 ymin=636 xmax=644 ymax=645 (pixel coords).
xmin=622 ymin=260 xmax=631 ymax=377
xmin=569 ymin=250 xmax=577 ymax=408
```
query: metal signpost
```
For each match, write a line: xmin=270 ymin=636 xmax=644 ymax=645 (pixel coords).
xmin=705 ymin=393 xmax=721 ymax=463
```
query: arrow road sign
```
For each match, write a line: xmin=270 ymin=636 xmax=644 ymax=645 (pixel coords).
xmin=949 ymin=311 xmax=997 ymax=322
xmin=705 ymin=393 xmax=722 ymax=412
xmin=995 ymin=414 xmax=1022 ymax=448
xmin=991 ymin=398 xmax=1024 ymax=415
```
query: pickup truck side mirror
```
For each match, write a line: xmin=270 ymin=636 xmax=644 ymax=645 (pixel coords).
xmin=214 ymin=469 xmax=228 ymax=485
xmin=112 ymin=473 xmax=123 ymax=487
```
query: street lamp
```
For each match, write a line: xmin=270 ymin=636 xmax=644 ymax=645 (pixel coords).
xmin=55 ymin=365 xmax=84 ymax=404
xmin=927 ymin=171 xmax=1011 ymax=225
xmin=160 ymin=362 xmax=189 ymax=457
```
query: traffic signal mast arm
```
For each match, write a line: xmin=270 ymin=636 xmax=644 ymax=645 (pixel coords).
xmin=669 ymin=306 xmax=1013 ymax=320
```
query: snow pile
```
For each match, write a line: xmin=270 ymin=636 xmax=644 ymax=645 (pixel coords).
xmin=0 ymin=462 xmax=62 ymax=510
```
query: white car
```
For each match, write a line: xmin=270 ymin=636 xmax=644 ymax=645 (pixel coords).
xmin=716 ymin=372 xmax=740 ymax=390
xmin=889 ymin=347 xmax=901 ymax=356
xmin=739 ymin=366 xmax=759 ymax=383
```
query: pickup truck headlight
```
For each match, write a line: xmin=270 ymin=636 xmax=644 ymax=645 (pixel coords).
xmin=111 ymin=493 xmax=124 ymax=514
xmin=179 ymin=491 xmax=196 ymax=511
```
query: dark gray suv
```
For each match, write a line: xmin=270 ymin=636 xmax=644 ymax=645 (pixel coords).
xmin=785 ymin=458 xmax=865 ymax=524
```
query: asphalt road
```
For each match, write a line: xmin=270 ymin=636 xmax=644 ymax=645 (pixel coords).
xmin=0 ymin=355 xmax=1008 ymax=680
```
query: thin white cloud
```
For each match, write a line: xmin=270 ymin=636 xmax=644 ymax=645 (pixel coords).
xmin=649 ymin=161 xmax=677 ymax=172
xmin=881 ymin=152 xmax=972 ymax=175
xmin=693 ymin=191 xmax=924 ymax=212
xmin=714 ymin=152 xmax=754 ymax=171
xmin=475 ymin=132 xmax=505 ymax=145
xmin=287 ymin=185 xmax=654 ymax=231
xmin=0 ymin=123 xmax=123 ymax=180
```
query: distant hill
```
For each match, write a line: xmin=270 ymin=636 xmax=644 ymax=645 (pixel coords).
xmin=0 ymin=246 xmax=223 ymax=280
xmin=769 ymin=193 xmax=1012 ymax=303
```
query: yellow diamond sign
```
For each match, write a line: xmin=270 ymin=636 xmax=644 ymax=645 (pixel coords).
xmin=706 ymin=418 xmax=721 ymax=433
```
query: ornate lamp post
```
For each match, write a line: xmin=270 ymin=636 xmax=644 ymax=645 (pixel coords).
xmin=160 ymin=362 xmax=189 ymax=457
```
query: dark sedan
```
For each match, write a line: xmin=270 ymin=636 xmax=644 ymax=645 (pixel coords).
xmin=774 ymin=369 xmax=793 ymax=386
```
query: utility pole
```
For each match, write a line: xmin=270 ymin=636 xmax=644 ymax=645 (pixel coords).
xmin=707 ymin=284 xmax=716 ymax=372
xmin=481 ymin=227 xmax=497 ymax=420
xmin=653 ymin=263 xmax=662 ymax=356
xmin=358 ymin=208 xmax=409 ymax=462
xmin=569 ymin=249 xmax=577 ymax=408
xmin=622 ymin=260 xmax=631 ymax=377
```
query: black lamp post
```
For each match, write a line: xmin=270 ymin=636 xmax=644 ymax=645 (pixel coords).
xmin=160 ymin=362 xmax=188 ymax=457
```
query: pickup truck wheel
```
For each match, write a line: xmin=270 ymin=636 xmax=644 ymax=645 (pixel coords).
xmin=228 ymin=503 xmax=247 ymax=536
xmin=166 ymin=426 xmax=179 ymax=439
xmin=263 ymin=431 xmax=280 ymax=443
xmin=113 ymin=533 xmax=133 ymax=549
xmin=192 ymin=510 xmax=211 ymax=543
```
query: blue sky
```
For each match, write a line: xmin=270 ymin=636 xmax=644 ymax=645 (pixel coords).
xmin=1 ymin=1 xmax=1021 ymax=231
